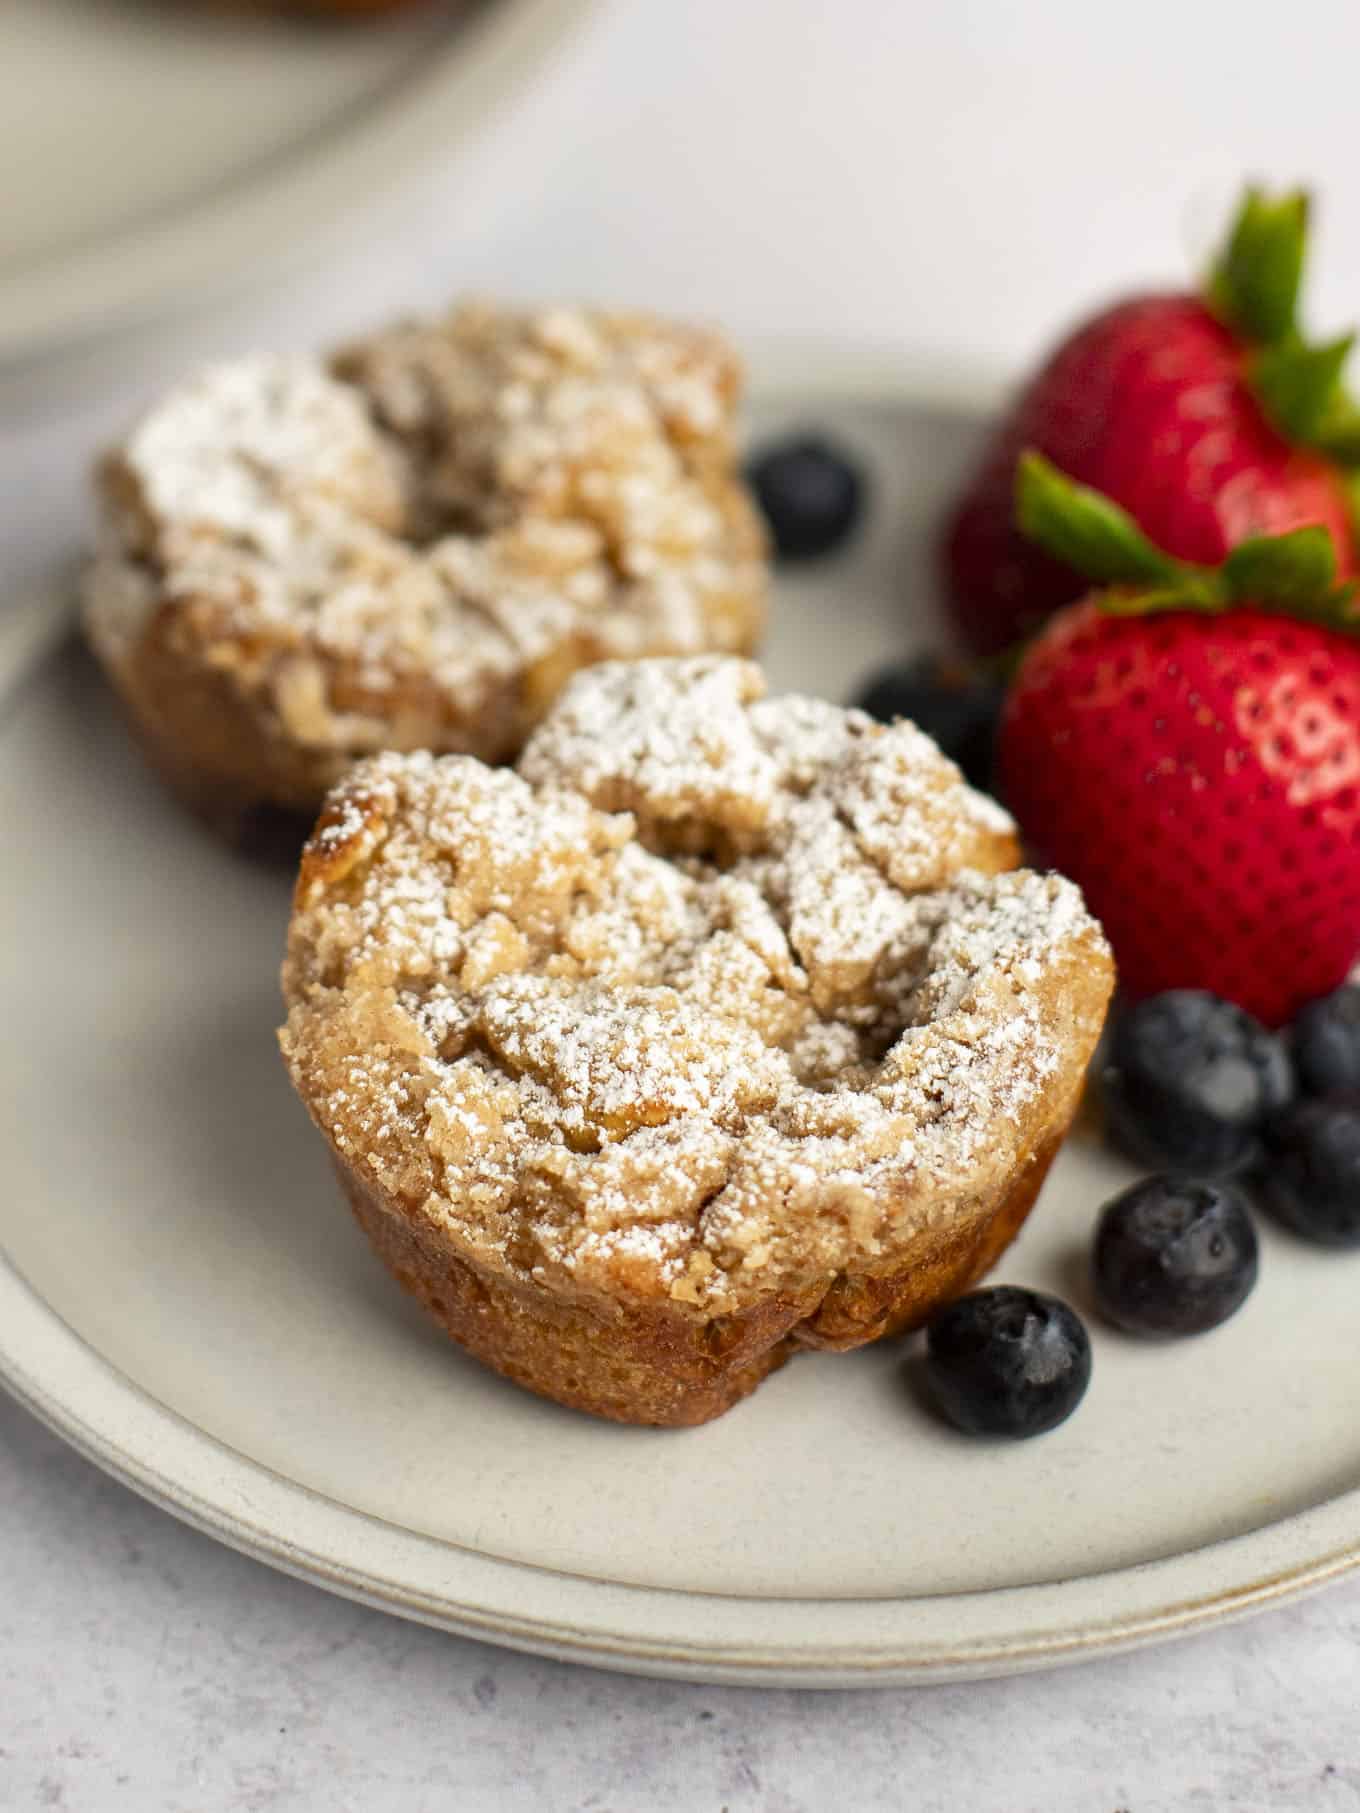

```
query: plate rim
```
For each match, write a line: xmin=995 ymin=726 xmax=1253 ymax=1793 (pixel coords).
xmin=4 ymin=359 xmax=1359 ymax=1686
xmin=0 ymin=0 xmax=597 ymax=365
xmin=5 ymin=1233 xmax=1360 ymax=1688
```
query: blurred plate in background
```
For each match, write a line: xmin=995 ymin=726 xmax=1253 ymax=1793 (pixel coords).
xmin=0 ymin=0 xmax=593 ymax=364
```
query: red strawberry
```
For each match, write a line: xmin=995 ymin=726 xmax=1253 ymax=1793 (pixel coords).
xmin=945 ymin=188 xmax=1360 ymax=656
xmin=999 ymin=455 xmax=1360 ymax=1026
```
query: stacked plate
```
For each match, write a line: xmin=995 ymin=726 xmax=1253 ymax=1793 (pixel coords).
xmin=0 ymin=0 xmax=592 ymax=363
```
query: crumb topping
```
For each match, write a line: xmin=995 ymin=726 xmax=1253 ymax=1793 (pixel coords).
xmin=281 ymin=657 xmax=1110 ymax=1311
xmin=84 ymin=306 xmax=766 ymax=763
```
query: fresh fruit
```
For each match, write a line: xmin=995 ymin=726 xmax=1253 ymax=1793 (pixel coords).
xmin=1257 ymin=1097 xmax=1360 ymax=1246
xmin=1092 ymin=1176 xmax=1259 ymax=1335
xmin=747 ymin=434 xmax=865 ymax=560
xmin=1102 ymin=992 xmax=1293 ymax=1177
xmin=851 ymin=655 xmax=1005 ymax=791
xmin=943 ymin=187 xmax=1360 ymax=655
xmin=1292 ymin=983 xmax=1360 ymax=1097
xmin=998 ymin=456 xmax=1360 ymax=1025
xmin=923 ymin=1287 xmax=1091 ymax=1439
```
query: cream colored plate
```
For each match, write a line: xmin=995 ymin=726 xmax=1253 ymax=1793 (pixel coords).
xmin=0 ymin=0 xmax=592 ymax=362
xmin=3 ymin=377 xmax=1360 ymax=1688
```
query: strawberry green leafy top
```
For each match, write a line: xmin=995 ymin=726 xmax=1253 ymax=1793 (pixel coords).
xmin=1016 ymin=451 xmax=1360 ymax=634
xmin=1207 ymin=185 xmax=1360 ymax=462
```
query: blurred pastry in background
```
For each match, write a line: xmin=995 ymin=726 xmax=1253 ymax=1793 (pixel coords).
xmin=83 ymin=302 xmax=768 ymax=843
xmin=214 ymin=0 xmax=434 ymax=16
xmin=285 ymin=2 xmax=429 ymax=13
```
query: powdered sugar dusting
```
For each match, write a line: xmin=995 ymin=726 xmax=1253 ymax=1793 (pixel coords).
xmin=282 ymin=657 xmax=1112 ymax=1312
xmin=519 ymin=655 xmax=780 ymax=839
xmin=84 ymin=305 xmax=767 ymax=765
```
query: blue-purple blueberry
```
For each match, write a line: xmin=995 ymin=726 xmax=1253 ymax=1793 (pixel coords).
xmin=747 ymin=434 xmax=865 ymax=560
xmin=1257 ymin=1097 xmax=1360 ymax=1247
xmin=924 ymin=1287 xmax=1091 ymax=1438
xmin=1092 ymin=1176 xmax=1258 ymax=1335
xmin=1102 ymin=991 xmax=1293 ymax=1178
xmin=1292 ymin=985 xmax=1360 ymax=1099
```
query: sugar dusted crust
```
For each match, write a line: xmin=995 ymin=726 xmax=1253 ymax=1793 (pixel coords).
xmin=83 ymin=305 xmax=766 ymax=831
xmin=281 ymin=656 xmax=1114 ymax=1424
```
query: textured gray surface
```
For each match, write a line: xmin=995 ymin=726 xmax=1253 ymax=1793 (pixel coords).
xmin=3 ymin=1395 xmax=1360 ymax=1813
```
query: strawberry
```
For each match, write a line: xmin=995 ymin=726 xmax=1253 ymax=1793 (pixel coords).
xmin=998 ymin=455 xmax=1360 ymax=1027
xmin=944 ymin=188 xmax=1360 ymax=656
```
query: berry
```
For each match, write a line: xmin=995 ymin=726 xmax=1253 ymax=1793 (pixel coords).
xmin=942 ymin=188 xmax=1359 ymax=656
xmin=1292 ymin=984 xmax=1360 ymax=1098
xmin=998 ymin=459 xmax=1360 ymax=1025
xmin=924 ymin=1287 xmax=1091 ymax=1439
xmin=851 ymin=655 xmax=1004 ymax=792
xmin=1092 ymin=1176 xmax=1259 ymax=1335
xmin=1102 ymin=992 xmax=1293 ymax=1177
xmin=1257 ymin=1097 xmax=1360 ymax=1246
xmin=747 ymin=434 xmax=864 ymax=560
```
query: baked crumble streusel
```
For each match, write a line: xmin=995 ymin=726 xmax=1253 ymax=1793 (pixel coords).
xmin=280 ymin=656 xmax=1114 ymax=1425
xmin=84 ymin=304 xmax=767 ymax=836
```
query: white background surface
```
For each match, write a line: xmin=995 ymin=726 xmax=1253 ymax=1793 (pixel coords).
xmin=5 ymin=0 xmax=1360 ymax=1805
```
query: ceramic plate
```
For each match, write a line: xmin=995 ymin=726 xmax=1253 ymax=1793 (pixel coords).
xmin=0 ymin=0 xmax=592 ymax=363
xmin=3 ymin=369 xmax=1360 ymax=1689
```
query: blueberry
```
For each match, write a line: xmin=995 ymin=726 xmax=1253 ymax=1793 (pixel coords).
xmin=1257 ymin=1097 xmax=1360 ymax=1247
xmin=1092 ymin=1176 xmax=1258 ymax=1336
xmin=924 ymin=1287 xmax=1091 ymax=1439
xmin=852 ymin=654 xmax=1005 ymax=792
xmin=1102 ymin=991 xmax=1294 ymax=1178
xmin=1292 ymin=984 xmax=1360 ymax=1099
xmin=746 ymin=434 xmax=864 ymax=560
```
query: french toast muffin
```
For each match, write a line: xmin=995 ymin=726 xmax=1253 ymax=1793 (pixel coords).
xmin=84 ymin=304 xmax=766 ymax=840
xmin=280 ymin=656 xmax=1115 ymax=1426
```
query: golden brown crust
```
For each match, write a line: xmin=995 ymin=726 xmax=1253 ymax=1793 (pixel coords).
xmin=84 ymin=307 xmax=767 ymax=833
xmin=338 ymin=1161 xmax=813 ymax=1426
xmin=792 ymin=1121 xmax=1071 ymax=1350
xmin=335 ymin=1119 xmax=1074 ymax=1424
xmin=280 ymin=656 xmax=1115 ymax=1424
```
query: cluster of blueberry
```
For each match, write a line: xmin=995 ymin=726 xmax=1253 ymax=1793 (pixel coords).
xmin=925 ymin=986 xmax=1360 ymax=1441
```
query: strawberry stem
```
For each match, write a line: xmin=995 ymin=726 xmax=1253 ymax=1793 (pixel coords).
xmin=1205 ymin=185 xmax=1360 ymax=468
xmin=1252 ymin=335 xmax=1356 ymax=445
xmin=1015 ymin=453 xmax=1360 ymax=632
xmin=1207 ymin=186 xmax=1308 ymax=348
xmin=1015 ymin=452 xmax=1181 ymax=587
